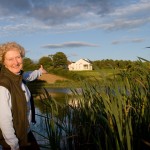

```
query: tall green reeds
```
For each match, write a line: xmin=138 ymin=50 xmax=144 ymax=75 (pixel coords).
xmin=33 ymin=60 xmax=150 ymax=150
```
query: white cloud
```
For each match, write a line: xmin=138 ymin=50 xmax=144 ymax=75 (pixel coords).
xmin=112 ymin=38 xmax=145 ymax=45
xmin=0 ymin=0 xmax=150 ymax=36
xmin=42 ymin=41 xmax=99 ymax=49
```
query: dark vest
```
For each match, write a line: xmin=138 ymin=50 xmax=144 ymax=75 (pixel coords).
xmin=0 ymin=66 xmax=29 ymax=148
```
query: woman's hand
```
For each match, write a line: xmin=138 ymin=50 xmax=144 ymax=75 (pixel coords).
xmin=39 ymin=65 xmax=47 ymax=74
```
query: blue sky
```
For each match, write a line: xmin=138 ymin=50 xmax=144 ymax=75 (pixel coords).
xmin=0 ymin=0 xmax=150 ymax=62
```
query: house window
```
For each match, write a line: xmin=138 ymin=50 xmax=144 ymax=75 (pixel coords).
xmin=83 ymin=64 xmax=88 ymax=69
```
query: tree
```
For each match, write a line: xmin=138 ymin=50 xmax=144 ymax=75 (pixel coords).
xmin=53 ymin=52 xmax=68 ymax=68
xmin=38 ymin=56 xmax=53 ymax=70
xmin=23 ymin=57 xmax=38 ymax=71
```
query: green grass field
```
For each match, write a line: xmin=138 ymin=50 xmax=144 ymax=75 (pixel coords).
xmin=71 ymin=69 xmax=120 ymax=80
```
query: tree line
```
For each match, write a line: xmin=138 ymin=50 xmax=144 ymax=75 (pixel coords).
xmin=23 ymin=51 xmax=148 ymax=71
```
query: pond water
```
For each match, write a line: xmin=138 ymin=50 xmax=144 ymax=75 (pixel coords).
xmin=31 ymin=87 xmax=74 ymax=148
xmin=46 ymin=88 xmax=71 ymax=94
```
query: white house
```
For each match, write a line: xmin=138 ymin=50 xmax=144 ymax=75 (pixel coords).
xmin=68 ymin=58 xmax=93 ymax=71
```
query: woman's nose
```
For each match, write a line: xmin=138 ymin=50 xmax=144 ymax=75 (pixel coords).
xmin=13 ymin=58 xmax=19 ymax=64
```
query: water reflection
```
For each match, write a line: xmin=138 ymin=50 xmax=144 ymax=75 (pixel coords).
xmin=34 ymin=88 xmax=71 ymax=114
xmin=31 ymin=107 xmax=50 ymax=148
xmin=32 ymin=88 xmax=73 ymax=147
xmin=46 ymin=88 xmax=71 ymax=94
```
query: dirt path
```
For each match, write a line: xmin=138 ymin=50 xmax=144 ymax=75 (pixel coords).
xmin=38 ymin=73 xmax=68 ymax=83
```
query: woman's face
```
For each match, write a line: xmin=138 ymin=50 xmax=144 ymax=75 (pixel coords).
xmin=3 ymin=49 xmax=23 ymax=74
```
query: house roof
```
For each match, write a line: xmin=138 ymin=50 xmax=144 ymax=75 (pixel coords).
xmin=82 ymin=58 xmax=92 ymax=63
xmin=68 ymin=58 xmax=92 ymax=64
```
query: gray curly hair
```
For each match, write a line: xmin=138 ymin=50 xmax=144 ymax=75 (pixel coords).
xmin=0 ymin=42 xmax=25 ymax=63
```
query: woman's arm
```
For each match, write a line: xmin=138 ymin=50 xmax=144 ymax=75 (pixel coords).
xmin=0 ymin=86 xmax=19 ymax=150
xmin=23 ymin=65 xmax=47 ymax=82
xmin=23 ymin=70 xmax=42 ymax=82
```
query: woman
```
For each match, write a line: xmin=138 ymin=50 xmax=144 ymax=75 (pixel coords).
xmin=0 ymin=42 xmax=46 ymax=150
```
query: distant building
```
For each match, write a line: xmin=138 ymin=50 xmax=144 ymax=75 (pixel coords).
xmin=68 ymin=58 xmax=93 ymax=71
